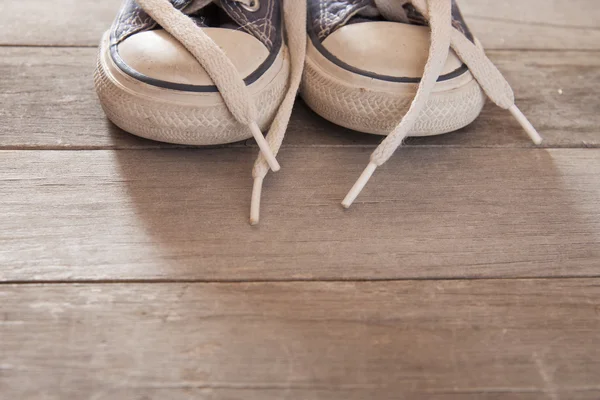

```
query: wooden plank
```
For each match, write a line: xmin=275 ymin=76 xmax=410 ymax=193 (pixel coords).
xmin=461 ymin=0 xmax=600 ymax=50
xmin=0 ymin=0 xmax=121 ymax=46
xmin=1 ymin=47 xmax=599 ymax=149
xmin=0 ymin=47 xmax=167 ymax=150
xmin=1 ymin=148 xmax=599 ymax=282
xmin=1 ymin=279 xmax=599 ymax=399
xmin=1 ymin=0 xmax=598 ymax=49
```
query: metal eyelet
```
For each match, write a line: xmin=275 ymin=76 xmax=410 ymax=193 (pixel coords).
xmin=241 ymin=0 xmax=260 ymax=12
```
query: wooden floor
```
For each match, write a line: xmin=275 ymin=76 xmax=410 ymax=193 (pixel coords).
xmin=1 ymin=1 xmax=599 ymax=398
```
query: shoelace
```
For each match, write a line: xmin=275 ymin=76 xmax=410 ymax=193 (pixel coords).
xmin=342 ymin=0 xmax=543 ymax=208
xmin=135 ymin=0 xmax=307 ymax=224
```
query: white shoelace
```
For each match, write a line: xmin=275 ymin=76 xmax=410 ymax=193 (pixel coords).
xmin=135 ymin=0 xmax=307 ymax=224
xmin=342 ymin=0 xmax=543 ymax=208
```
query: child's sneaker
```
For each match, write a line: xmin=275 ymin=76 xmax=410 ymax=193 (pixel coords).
xmin=94 ymin=0 xmax=306 ymax=224
xmin=301 ymin=0 xmax=542 ymax=207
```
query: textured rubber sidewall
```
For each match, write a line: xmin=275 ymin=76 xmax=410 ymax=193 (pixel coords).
xmin=94 ymin=45 xmax=290 ymax=146
xmin=300 ymin=54 xmax=486 ymax=137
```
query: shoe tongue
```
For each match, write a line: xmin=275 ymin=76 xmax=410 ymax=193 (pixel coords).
xmin=361 ymin=1 xmax=410 ymax=23
xmin=354 ymin=1 xmax=428 ymax=26
xmin=181 ymin=0 xmax=242 ymax=30
xmin=183 ymin=0 xmax=215 ymax=14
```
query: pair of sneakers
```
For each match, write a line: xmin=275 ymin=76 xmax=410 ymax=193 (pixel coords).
xmin=95 ymin=0 xmax=541 ymax=225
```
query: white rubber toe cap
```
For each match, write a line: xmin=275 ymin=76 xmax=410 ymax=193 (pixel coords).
xmin=117 ymin=28 xmax=270 ymax=86
xmin=322 ymin=21 xmax=463 ymax=79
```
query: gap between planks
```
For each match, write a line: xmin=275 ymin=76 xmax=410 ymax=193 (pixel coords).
xmin=2 ymin=274 xmax=600 ymax=286
xmin=2 ymin=144 xmax=600 ymax=151
xmin=3 ymin=44 xmax=600 ymax=52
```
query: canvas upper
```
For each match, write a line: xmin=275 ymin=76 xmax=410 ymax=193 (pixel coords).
xmin=109 ymin=0 xmax=284 ymax=92
xmin=307 ymin=0 xmax=474 ymax=82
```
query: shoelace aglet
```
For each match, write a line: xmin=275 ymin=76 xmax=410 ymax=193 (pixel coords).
xmin=509 ymin=105 xmax=543 ymax=145
xmin=250 ymin=175 xmax=264 ymax=226
xmin=342 ymin=162 xmax=378 ymax=209
xmin=249 ymin=122 xmax=280 ymax=172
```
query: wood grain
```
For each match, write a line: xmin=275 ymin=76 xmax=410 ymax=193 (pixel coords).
xmin=2 ymin=0 xmax=599 ymax=397
xmin=0 ymin=47 xmax=169 ymax=150
xmin=1 ymin=148 xmax=598 ymax=282
xmin=1 ymin=48 xmax=598 ymax=149
xmin=1 ymin=0 xmax=598 ymax=49
xmin=0 ymin=0 xmax=121 ymax=46
xmin=1 ymin=279 xmax=599 ymax=399
xmin=461 ymin=0 xmax=600 ymax=50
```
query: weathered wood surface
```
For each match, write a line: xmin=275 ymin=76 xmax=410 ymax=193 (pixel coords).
xmin=1 ymin=148 xmax=598 ymax=282
xmin=2 ymin=0 xmax=600 ymax=397
xmin=1 ymin=279 xmax=599 ymax=400
xmin=1 ymin=0 xmax=599 ymax=50
xmin=1 ymin=48 xmax=598 ymax=149
xmin=460 ymin=0 xmax=600 ymax=50
xmin=0 ymin=0 xmax=121 ymax=46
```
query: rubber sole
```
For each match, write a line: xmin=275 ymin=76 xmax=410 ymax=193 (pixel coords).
xmin=94 ymin=32 xmax=290 ymax=145
xmin=301 ymin=40 xmax=486 ymax=136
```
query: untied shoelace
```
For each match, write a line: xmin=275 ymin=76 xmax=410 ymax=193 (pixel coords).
xmin=342 ymin=0 xmax=542 ymax=208
xmin=134 ymin=0 xmax=307 ymax=224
